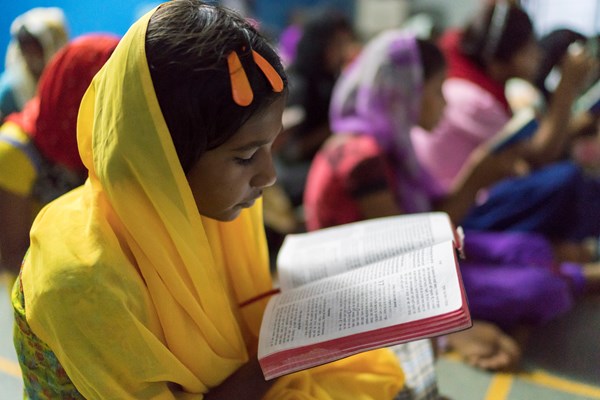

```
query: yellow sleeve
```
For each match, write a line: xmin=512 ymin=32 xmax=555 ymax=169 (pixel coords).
xmin=0 ymin=122 xmax=37 ymax=196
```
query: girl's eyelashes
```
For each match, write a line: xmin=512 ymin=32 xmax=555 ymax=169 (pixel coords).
xmin=234 ymin=153 xmax=256 ymax=166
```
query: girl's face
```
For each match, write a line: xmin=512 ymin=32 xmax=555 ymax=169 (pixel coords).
xmin=325 ymin=29 xmax=355 ymax=74
xmin=20 ymin=39 xmax=45 ymax=78
xmin=186 ymin=96 xmax=285 ymax=221
xmin=418 ymin=68 xmax=447 ymax=132
xmin=505 ymin=36 xmax=542 ymax=82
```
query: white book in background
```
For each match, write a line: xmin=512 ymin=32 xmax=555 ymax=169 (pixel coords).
xmin=257 ymin=212 xmax=471 ymax=380
xmin=490 ymin=74 xmax=600 ymax=155
xmin=489 ymin=107 xmax=538 ymax=154
xmin=574 ymin=78 xmax=600 ymax=115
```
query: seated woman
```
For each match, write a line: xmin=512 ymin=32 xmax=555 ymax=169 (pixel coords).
xmin=411 ymin=1 xmax=600 ymax=244
xmin=0 ymin=34 xmax=119 ymax=281
xmin=534 ymin=28 xmax=591 ymax=105
xmin=274 ymin=8 xmax=357 ymax=207
xmin=0 ymin=7 xmax=68 ymax=121
xmin=12 ymin=1 xmax=406 ymax=398
xmin=531 ymin=28 xmax=600 ymax=173
xmin=304 ymin=30 xmax=600 ymax=376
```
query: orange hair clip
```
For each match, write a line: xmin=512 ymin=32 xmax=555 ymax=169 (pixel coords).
xmin=227 ymin=49 xmax=284 ymax=106
xmin=228 ymin=51 xmax=253 ymax=106
xmin=252 ymin=50 xmax=284 ymax=93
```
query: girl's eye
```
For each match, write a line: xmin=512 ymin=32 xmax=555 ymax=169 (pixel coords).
xmin=234 ymin=154 xmax=256 ymax=166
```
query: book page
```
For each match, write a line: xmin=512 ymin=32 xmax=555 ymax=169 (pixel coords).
xmin=277 ymin=212 xmax=455 ymax=290
xmin=489 ymin=107 xmax=538 ymax=154
xmin=574 ymin=78 xmax=600 ymax=114
xmin=259 ymin=241 xmax=463 ymax=358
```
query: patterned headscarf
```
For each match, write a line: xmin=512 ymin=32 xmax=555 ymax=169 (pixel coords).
xmin=330 ymin=30 xmax=441 ymax=213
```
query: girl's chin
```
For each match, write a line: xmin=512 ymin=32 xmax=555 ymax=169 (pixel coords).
xmin=200 ymin=200 xmax=258 ymax=222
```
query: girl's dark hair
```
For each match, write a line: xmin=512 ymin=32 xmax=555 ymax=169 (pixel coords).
xmin=535 ymin=29 xmax=587 ymax=100
xmin=416 ymin=38 xmax=446 ymax=81
xmin=146 ymin=0 xmax=287 ymax=173
xmin=460 ymin=1 xmax=534 ymax=68
xmin=292 ymin=8 xmax=353 ymax=77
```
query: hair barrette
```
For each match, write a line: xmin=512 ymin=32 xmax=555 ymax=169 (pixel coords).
xmin=227 ymin=50 xmax=253 ymax=106
xmin=227 ymin=49 xmax=284 ymax=107
xmin=252 ymin=50 xmax=284 ymax=92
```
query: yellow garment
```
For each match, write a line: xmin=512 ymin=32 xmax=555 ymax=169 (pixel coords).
xmin=0 ymin=121 xmax=36 ymax=196
xmin=20 ymin=5 xmax=404 ymax=399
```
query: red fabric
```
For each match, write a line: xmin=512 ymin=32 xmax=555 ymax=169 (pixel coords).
xmin=439 ymin=29 xmax=511 ymax=113
xmin=304 ymin=135 xmax=394 ymax=231
xmin=7 ymin=34 xmax=119 ymax=172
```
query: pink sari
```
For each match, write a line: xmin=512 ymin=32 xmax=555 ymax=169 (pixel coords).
xmin=411 ymin=30 xmax=511 ymax=192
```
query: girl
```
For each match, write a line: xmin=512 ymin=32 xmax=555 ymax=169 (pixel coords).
xmin=275 ymin=8 xmax=357 ymax=207
xmin=13 ymin=1 xmax=405 ymax=398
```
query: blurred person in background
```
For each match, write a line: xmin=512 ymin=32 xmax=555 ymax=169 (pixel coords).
xmin=276 ymin=11 xmax=303 ymax=68
xmin=263 ymin=8 xmax=359 ymax=262
xmin=305 ymin=28 xmax=600 ymax=381
xmin=0 ymin=7 xmax=68 ymax=122
xmin=531 ymin=28 xmax=600 ymax=173
xmin=534 ymin=28 xmax=591 ymax=103
xmin=0 ymin=34 xmax=119 ymax=284
xmin=412 ymin=0 xmax=600 ymax=251
xmin=274 ymin=7 xmax=358 ymax=209
xmin=304 ymin=30 xmax=529 ymax=383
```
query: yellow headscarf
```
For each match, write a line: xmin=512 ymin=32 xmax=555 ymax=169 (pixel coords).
xmin=20 ymin=5 xmax=404 ymax=399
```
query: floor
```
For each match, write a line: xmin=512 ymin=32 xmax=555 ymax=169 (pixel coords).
xmin=0 ymin=277 xmax=598 ymax=399
xmin=0 ymin=276 xmax=22 ymax=399
xmin=437 ymin=294 xmax=600 ymax=400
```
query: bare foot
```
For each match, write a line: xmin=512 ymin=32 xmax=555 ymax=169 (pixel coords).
xmin=553 ymin=240 xmax=595 ymax=264
xmin=445 ymin=320 xmax=521 ymax=371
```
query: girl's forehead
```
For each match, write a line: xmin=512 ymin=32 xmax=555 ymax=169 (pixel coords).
xmin=220 ymin=97 xmax=286 ymax=149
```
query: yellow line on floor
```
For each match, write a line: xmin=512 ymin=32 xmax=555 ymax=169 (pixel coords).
xmin=443 ymin=354 xmax=600 ymax=399
xmin=0 ymin=356 xmax=21 ymax=378
xmin=484 ymin=373 xmax=513 ymax=400
xmin=521 ymin=370 xmax=600 ymax=399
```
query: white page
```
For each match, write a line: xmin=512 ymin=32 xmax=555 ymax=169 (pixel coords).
xmin=259 ymin=240 xmax=462 ymax=358
xmin=574 ymin=78 xmax=600 ymax=113
xmin=277 ymin=212 xmax=454 ymax=290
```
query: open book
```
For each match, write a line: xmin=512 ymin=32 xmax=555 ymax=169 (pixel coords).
xmin=489 ymin=107 xmax=538 ymax=153
xmin=257 ymin=212 xmax=471 ymax=380
xmin=491 ymin=75 xmax=600 ymax=154
xmin=574 ymin=77 xmax=600 ymax=115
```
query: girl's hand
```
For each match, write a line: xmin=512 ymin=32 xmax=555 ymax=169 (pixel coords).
xmin=467 ymin=142 xmax=530 ymax=190
xmin=204 ymin=357 xmax=273 ymax=400
xmin=441 ymin=142 xmax=530 ymax=224
xmin=560 ymin=44 xmax=598 ymax=95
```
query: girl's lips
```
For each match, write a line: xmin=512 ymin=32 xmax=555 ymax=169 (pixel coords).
xmin=239 ymin=194 xmax=260 ymax=208
xmin=241 ymin=199 xmax=256 ymax=208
